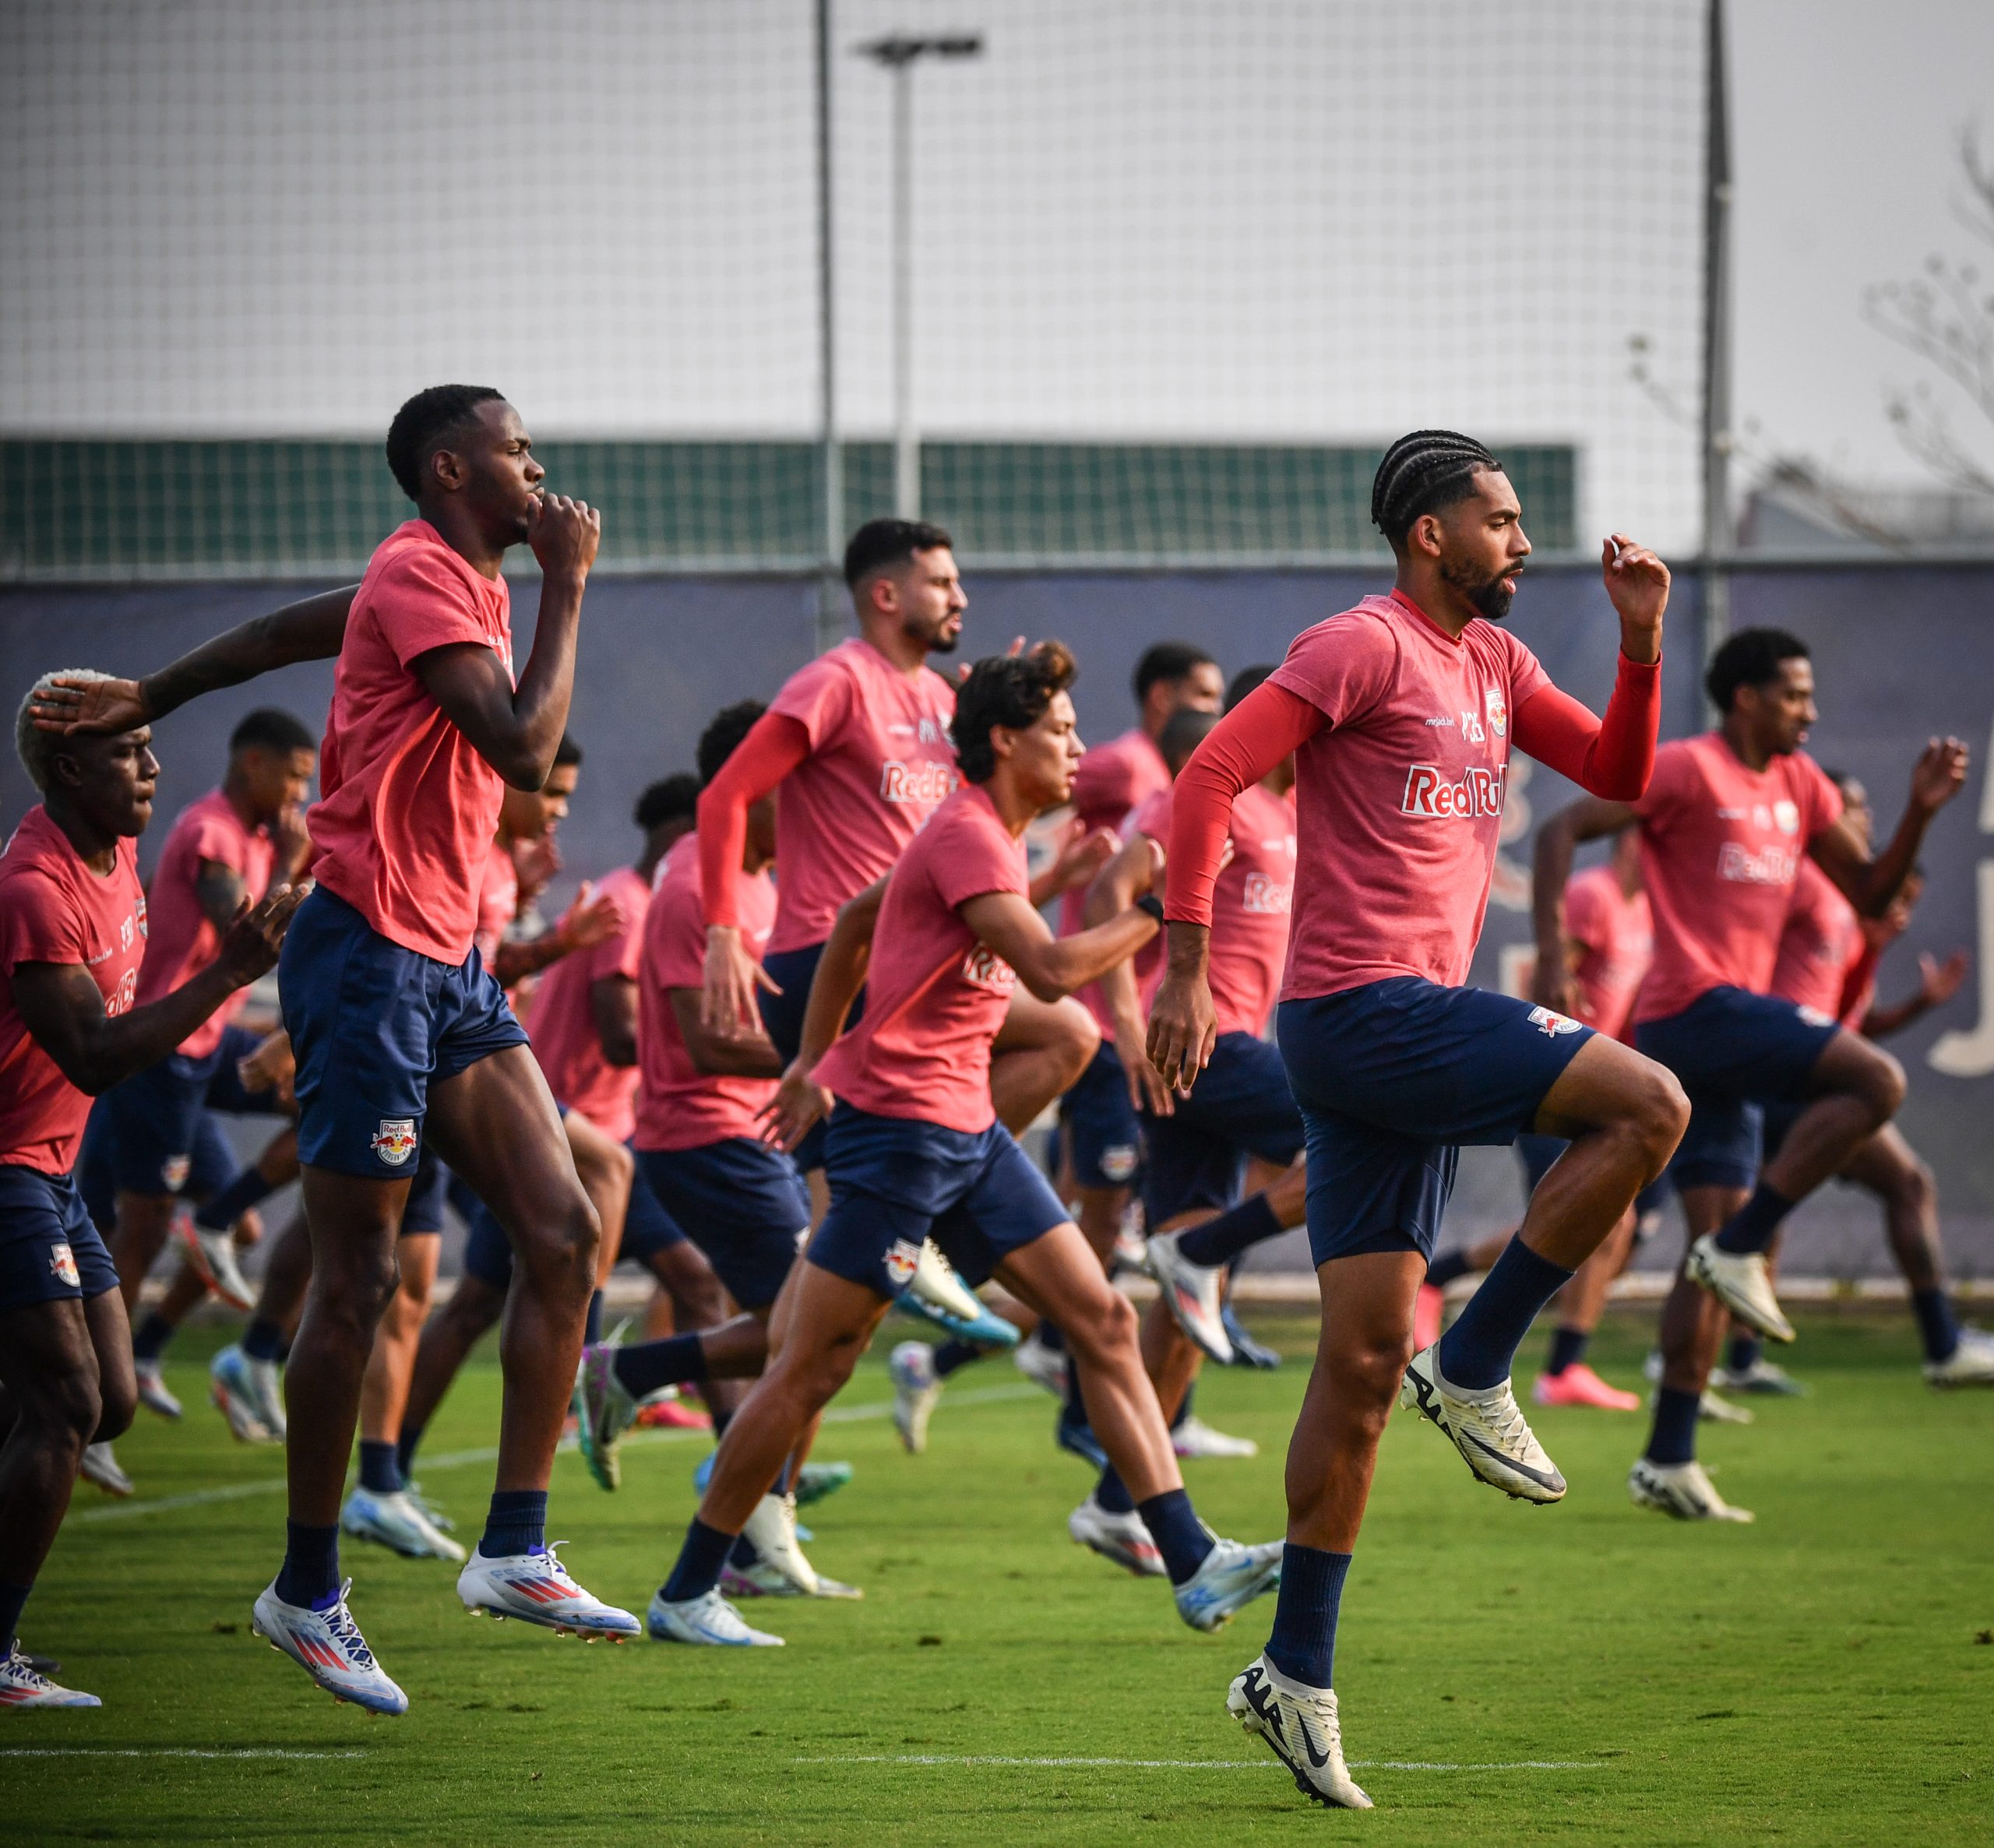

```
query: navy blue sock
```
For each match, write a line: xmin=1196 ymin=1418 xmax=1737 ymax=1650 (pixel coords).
xmin=1911 ymin=1287 xmax=1961 ymax=1364
xmin=131 ymin=1311 xmax=175 ymax=1364
xmin=395 ymin=1422 xmax=425 ymax=1482
xmin=613 ymin=1333 xmax=706 ymax=1401
xmin=242 ymin=1318 xmax=286 ymax=1364
xmin=1171 ymin=1382 xmax=1195 ymax=1430
xmin=0 ymin=1581 xmax=31 ymax=1658
xmin=357 ymin=1439 xmax=401 ymax=1495
xmin=661 ymin=1517 xmax=738 ymax=1603
xmin=275 ymin=1521 xmax=340 ymax=1607
xmin=1263 ymin=1544 xmax=1352 ymax=1689
xmin=478 ymin=1488 xmax=547 ymax=1559
xmin=1644 ymin=1386 xmax=1701 ymax=1466
xmin=932 ymin=1339 xmax=984 ymax=1378
xmin=1037 ymin=1321 xmax=1066 ymax=1355
xmin=584 ymin=1290 xmax=604 ymax=1346
xmin=1094 ymin=1463 xmax=1136 ymax=1515
xmin=1712 ymin=1180 xmax=1795 ymax=1256
xmin=192 ymin=1164 xmax=279 ymax=1233
xmin=1545 ymin=1325 xmax=1589 ymax=1376
xmin=710 ymin=1407 xmax=733 ymax=1443
xmin=1136 ymin=1488 xmax=1216 ymax=1585
xmin=1437 ymin=1238 xmax=1574 ymax=1389
xmin=1425 ymin=1248 xmax=1474 ymax=1290
xmin=1727 ymin=1332 xmax=1762 ymax=1375
xmin=1175 ymin=1194 xmax=1281 ymax=1269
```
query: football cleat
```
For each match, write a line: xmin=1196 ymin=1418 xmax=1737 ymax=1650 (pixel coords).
xmin=1696 ymin=1388 xmax=1754 ymax=1424
xmin=1172 ymin=1415 xmax=1259 ymax=1459
xmin=134 ymin=1358 xmax=183 ymax=1420
xmin=210 ymin=1344 xmax=284 ymax=1442
xmin=720 ymin=1559 xmax=864 ymax=1600
xmin=1175 ymin=1536 xmax=1284 ymax=1632
xmin=1400 ymin=1346 xmax=1566 ymax=1504
xmin=1067 ymin=1494 xmax=1166 ymax=1577
xmin=0 ymin=1647 xmax=100 ymax=1709
xmin=456 ymin=1544 xmax=640 ymax=1638
xmin=340 ymin=1487 xmax=466 ymax=1562
xmin=1714 ymin=1356 xmax=1808 ymax=1396
xmin=1221 ymin=1297 xmax=1283 ymax=1370
xmin=738 ymin=1493 xmax=819 ymax=1596
xmin=794 ymin=1461 xmax=854 ymax=1506
xmin=895 ymin=1241 xmax=1019 ymax=1348
xmin=890 ymin=1340 xmax=942 ymax=1454
xmin=1147 ymin=1228 xmax=1234 ymax=1364
xmin=403 ymin=1483 xmax=456 ymax=1531
xmin=570 ymin=1343 xmax=638 ymax=1491
xmin=1531 ymin=1363 xmax=1640 ymax=1411
xmin=1925 ymin=1325 xmax=1994 ymax=1387
xmin=1227 ymin=1654 xmax=1372 ymax=1809
xmin=634 ymin=1392 xmax=712 ymax=1431
xmin=252 ymin=1579 xmax=407 ymax=1715
xmin=1111 ymin=1223 xmax=1152 ymax=1280
xmin=1686 ymin=1235 xmax=1795 ymax=1343
xmin=1013 ymin=1327 xmax=1069 ymax=1398
xmin=78 ymin=1441 xmax=132 ymax=1498
xmin=1627 ymin=1456 xmax=1754 ymax=1522
xmin=646 ymin=1588 xmax=784 ymax=1646
xmin=174 ymin=1210 xmax=255 ymax=1312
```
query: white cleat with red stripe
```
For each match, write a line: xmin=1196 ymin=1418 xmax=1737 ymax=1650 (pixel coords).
xmin=0 ymin=1646 xmax=100 ymax=1709
xmin=251 ymin=1579 xmax=407 ymax=1715
xmin=456 ymin=1543 xmax=639 ymax=1639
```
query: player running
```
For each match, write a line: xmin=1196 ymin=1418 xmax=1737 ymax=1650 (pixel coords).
xmin=1146 ymin=431 xmax=1689 ymax=1808
xmin=646 ymin=643 xmax=1282 ymax=1649
xmin=1532 ymin=627 xmax=1968 ymax=1522
xmin=33 ymin=385 xmax=640 ymax=1712
xmin=0 ymin=674 xmax=299 ymax=1707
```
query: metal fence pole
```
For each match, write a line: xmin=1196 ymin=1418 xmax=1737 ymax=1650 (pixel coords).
xmin=815 ymin=0 xmax=845 ymax=653
xmin=1699 ymin=0 xmax=1734 ymax=704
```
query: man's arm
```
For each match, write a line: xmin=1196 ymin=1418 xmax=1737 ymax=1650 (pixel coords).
xmin=11 ymin=886 xmax=304 ymax=1095
xmin=1809 ymin=738 xmax=1969 ymax=917
xmin=590 ymin=973 xmax=639 ymax=1067
xmin=758 ymin=876 xmax=885 ymax=1151
xmin=1530 ymin=796 xmax=1637 ymax=1010
xmin=194 ymin=860 xmax=251 ymax=932
xmin=958 ymin=889 xmax=1157 ymax=1006
xmin=489 ymin=881 xmax=622 ymax=987
xmin=1862 ymin=950 xmax=1970 ymax=1038
xmin=1082 ymin=833 xmax=1176 ymax=1115
xmin=1029 ymin=817 xmax=1118 ymax=908
xmin=668 ymin=989 xmax=786 ymax=1079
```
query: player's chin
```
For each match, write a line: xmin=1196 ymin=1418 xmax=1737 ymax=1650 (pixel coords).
xmin=125 ymin=797 xmax=155 ymax=833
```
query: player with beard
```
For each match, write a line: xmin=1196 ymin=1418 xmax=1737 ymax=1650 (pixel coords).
xmin=1147 ymin=431 xmax=1688 ymax=1807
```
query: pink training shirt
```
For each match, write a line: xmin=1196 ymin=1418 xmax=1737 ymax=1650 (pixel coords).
xmin=635 ymin=833 xmax=778 ymax=1151
xmin=525 ymin=862 xmax=650 ymax=1142
xmin=1059 ymin=726 xmax=1172 ymax=938
xmin=1560 ymin=864 xmax=1653 ymax=1044
xmin=1632 ymin=734 xmax=1844 ymax=1026
xmin=473 ymin=836 xmax=519 ymax=969
xmin=1133 ymin=781 xmax=1295 ymax=1038
xmin=0 ymin=808 xmax=149 ymax=1174
xmin=1267 ymin=592 xmax=1550 ymax=999
xmin=1771 ymin=856 xmax=1865 ymax=1027
xmin=814 ymin=783 xmax=1024 ymax=1135
xmin=308 ymin=520 xmax=514 ymax=964
xmin=136 ymin=789 xmax=277 ymax=1061
xmin=763 ymin=639 xmax=959 ymax=955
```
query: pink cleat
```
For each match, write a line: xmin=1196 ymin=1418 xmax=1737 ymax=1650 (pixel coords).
xmin=1531 ymin=1363 xmax=1640 ymax=1411
xmin=1411 ymin=1284 xmax=1444 ymax=1354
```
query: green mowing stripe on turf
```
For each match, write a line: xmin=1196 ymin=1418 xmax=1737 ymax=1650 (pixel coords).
xmin=794 ymin=1755 xmax=1605 ymax=1771
xmin=0 ymin=1748 xmax=367 ymax=1760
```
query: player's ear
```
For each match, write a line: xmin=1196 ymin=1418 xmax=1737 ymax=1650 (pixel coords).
xmin=430 ymin=443 xmax=467 ymax=495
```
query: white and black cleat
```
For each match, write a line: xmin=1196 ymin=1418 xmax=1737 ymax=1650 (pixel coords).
xmin=1627 ymin=1456 xmax=1754 ymax=1522
xmin=1400 ymin=1346 xmax=1566 ymax=1503
xmin=1925 ymin=1325 xmax=1994 ymax=1388
xmin=1227 ymin=1654 xmax=1371 ymax=1809
xmin=1686 ymin=1235 xmax=1795 ymax=1344
xmin=1067 ymin=1494 xmax=1166 ymax=1578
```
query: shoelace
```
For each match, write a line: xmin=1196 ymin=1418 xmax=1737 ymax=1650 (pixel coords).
xmin=4 ymin=1650 xmax=55 ymax=1692
xmin=324 ymin=1582 xmax=379 ymax=1670
xmin=1471 ymin=1387 xmax=1536 ymax=1455
xmin=527 ymin=1542 xmax=582 ymax=1595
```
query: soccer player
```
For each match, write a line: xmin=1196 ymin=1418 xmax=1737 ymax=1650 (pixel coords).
xmin=33 ymin=385 xmax=641 ymax=1711
xmin=0 ymin=674 xmax=299 ymax=1706
xmin=1146 ymin=431 xmax=1687 ymax=1807
xmin=1532 ymin=627 xmax=1968 ymax=1522
xmin=646 ymin=644 xmax=1281 ymax=1649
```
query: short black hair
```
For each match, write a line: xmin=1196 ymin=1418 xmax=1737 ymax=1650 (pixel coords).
xmin=952 ymin=642 xmax=1077 ymax=784
xmin=1226 ymin=664 xmax=1277 ymax=711
xmin=698 ymin=700 xmax=768 ymax=787
xmin=1370 ymin=430 xmax=1504 ymax=551
xmin=1158 ymin=706 xmax=1219 ymax=773
xmin=228 ymin=707 xmax=316 ymax=756
xmin=553 ymin=732 xmax=583 ymax=769
xmin=843 ymin=519 xmax=954 ymax=590
xmin=635 ymin=773 xmax=701 ymax=833
xmin=1133 ymin=641 xmax=1217 ymax=706
xmin=385 ymin=384 xmax=506 ymax=502
xmin=1706 ymin=628 xmax=1809 ymax=714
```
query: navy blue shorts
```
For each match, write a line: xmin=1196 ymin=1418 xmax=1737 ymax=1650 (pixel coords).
xmin=1517 ymin=1130 xmax=1671 ymax=1223
xmin=1635 ymin=986 xmax=1840 ymax=1192
xmin=1142 ymin=1031 xmax=1302 ymax=1224
xmin=460 ymin=1195 xmax=512 ymax=1292
xmin=79 ymin=1100 xmax=256 ymax=1234
xmin=622 ymin=1153 xmax=691 ymax=1265
xmin=280 ymin=888 xmax=527 ymax=1180
xmin=809 ymin=1104 xmax=1070 ymax=1299
xmin=1277 ymin=977 xmax=1594 ymax=1266
xmin=0 ymin=1167 xmax=120 ymax=1311
xmin=86 ymin=1023 xmax=278 ymax=1198
xmin=1059 ymin=1040 xmax=1143 ymax=1190
xmin=639 ymin=1140 xmax=807 ymax=1311
xmin=400 ymin=1149 xmax=451 ymax=1237
xmin=758 ymin=940 xmax=865 ymax=1171
xmin=462 ymin=1140 xmax=689 ymax=1294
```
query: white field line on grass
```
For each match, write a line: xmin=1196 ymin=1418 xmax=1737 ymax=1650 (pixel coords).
xmin=0 ymin=1747 xmax=367 ymax=1760
xmin=793 ymin=1755 xmax=1604 ymax=1772
xmin=73 ymin=1382 xmax=1045 ymax=1526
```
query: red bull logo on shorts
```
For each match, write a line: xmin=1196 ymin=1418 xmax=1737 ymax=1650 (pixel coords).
xmin=49 ymin=1241 xmax=80 ymax=1288
xmin=1400 ymin=762 xmax=1507 ymax=820
xmin=1527 ymin=1005 xmax=1583 ymax=1037
xmin=884 ymin=1238 xmax=921 ymax=1289
xmin=370 ymin=1118 xmax=419 ymax=1167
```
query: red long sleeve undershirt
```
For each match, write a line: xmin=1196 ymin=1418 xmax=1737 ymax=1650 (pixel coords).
xmin=696 ymin=711 xmax=812 ymax=927
xmin=1164 ymin=650 xmax=1662 ymax=927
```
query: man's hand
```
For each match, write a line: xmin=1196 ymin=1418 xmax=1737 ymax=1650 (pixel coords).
xmin=27 ymin=675 xmax=151 ymax=736
xmin=1041 ymin=819 xmax=1119 ymax=900
xmin=238 ymin=1029 xmax=296 ymax=1107
xmin=956 ymin=635 xmax=1025 ymax=683
xmin=272 ymin=804 xmax=312 ymax=878
xmin=1919 ymin=949 xmax=1971 ymax=1008
xmin=702 ymin=924 xmax=780 ymax=1033
xmin=526 ymin=492 xmax=601 ymax=581
xmin=1601 ymin=533 xmax=1668 ymax=665
xmin=1115 ymin=1021 xmax=1175 ymax=1116
xmin=1146 ymin=966 xmax=1217 ymax=1094
xmin=555 ymin=881 xmax=624 ymax=954
xmin=512 ymin=833 xmax=562 ymax=903
xmin=1908 ymin=737 xmax=1971 ymax=816
xmin=758 ymin=1058 xmax=833 ymax=1153
xmin=216 ymin=884 xmax=308 ymax=987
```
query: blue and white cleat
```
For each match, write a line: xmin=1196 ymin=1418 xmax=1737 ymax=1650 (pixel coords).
xmin=340 ymin=1486 xmax=466 ymax=1562
xmin=1174 ymin=1536 xmax=1284 ymax=1632
xmin=1228 ymin=1654 xmax=1372 ymax=1809
xmin=0 ymin=1646 xmax=100 ymax=1709
xmin=571 ymin=1342 xmax=639 ymax=1491
xmin=894 ymin=1241 xmax=1019 ymax=1348
xmin=78 ymin=1441 xmax=132 ymax=1498
xmin=210 ymin=1343 xmax=284 ymax=1443
xmin=890 ymin=1340 xmax=942 ymax=1454
xmin=251 ymin=1579 xmax=407 ymax=1715
xmin=646 ymin=1588 xmax=784 ymax=1646
xmin=456 ymin=1544 xmax=640 ymax=1639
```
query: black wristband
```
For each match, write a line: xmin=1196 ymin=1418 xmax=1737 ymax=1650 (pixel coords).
xmin=1133 ymin=892 xmax=1165 ymax=925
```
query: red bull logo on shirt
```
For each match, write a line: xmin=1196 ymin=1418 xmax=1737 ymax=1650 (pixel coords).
xmin=1717 ymin=842 xmax=1800 ymax=885
xmin=962 ymin=944 xmax=1018 ymax=995
xmin=1241 ymin=873 xmax=1293 ymax=915
xmin=879 ymin=759 xmax=958 ymax=806
xmin=370 ymin=1118 xmax=419 ymax=1167
xmin=1400 ymin=762 xmax=1507 ymax=821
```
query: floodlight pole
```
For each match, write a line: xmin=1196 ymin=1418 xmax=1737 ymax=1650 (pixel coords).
xmin=816 ymin=0 xmax=844 ymax=653
xmin=1699 ymin=0 xmax=1735 ymax=699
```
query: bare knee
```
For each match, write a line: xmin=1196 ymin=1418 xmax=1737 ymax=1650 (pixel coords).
xmin=516 ymin=1195 xmax=602 ymax=1301
xmin=32 ymin=1366 xmax=104 ymax=1453
xmin=1324 ymin=1332 xmax=1413 ymax=1431
xmin=94 ymin=1372 xmax=137 ymax=1441
xmin=1054 ymin=1001 xmax=1102 ymax=1089
xmin=315 ymin=1240 xmax=401 ymax=1343
xmin=1629 ymin=1063 xmax=1691 ymax=1175
xmin=1859 ymin=1048 xmax=1908 ymax=1125
xmin=1064 ymin=1286 xmax=1140 ymax=1368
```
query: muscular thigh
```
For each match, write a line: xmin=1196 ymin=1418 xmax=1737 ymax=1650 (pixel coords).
xmin=425 ymin=1044 xmax=585 ymax=1238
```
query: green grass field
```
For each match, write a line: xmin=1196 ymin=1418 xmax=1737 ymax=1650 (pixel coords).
xmin=8 ymin=1307 xmax=1992 ymax=1845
